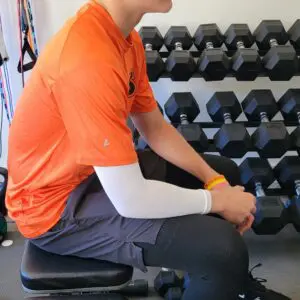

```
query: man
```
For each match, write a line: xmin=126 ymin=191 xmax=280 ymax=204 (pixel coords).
xmin=6 ymin=0 xmax=290 ymax=299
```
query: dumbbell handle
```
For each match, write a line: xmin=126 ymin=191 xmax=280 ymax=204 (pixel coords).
xmin=294 ymin=180 xmax=300 ymax=196
xmin=236 ymin=41 xmax=246 ymax=49
xmin=223 ymin=112 xmax=233 ymax=124
xmin=269 ymin=38 xmax=279 ymax=48
xmin=260 ymin=112 xmax=270 ymax=123
xmin=145 ymin=43 xmax=153 ymax=51
xmin=180 ymin=114 xmax=190 ymax=125
xmin=206 ymin=41 xmax=215 ymax=50
xmin=175 ymin=42 xmax=184 ymax=51
xmin=255 ymin=182 xmax=266 ymax=197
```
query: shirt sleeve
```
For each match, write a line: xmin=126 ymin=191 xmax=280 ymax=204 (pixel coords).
xmin=53 ymin=63 xmax=138 ymax=166
xmin=130 ymin=37 xmax=158 ymax=114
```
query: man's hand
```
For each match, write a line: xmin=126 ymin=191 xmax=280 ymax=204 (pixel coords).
xmin=211 ymin=186 xmax=256 ymax=234
xmin=236 ymin=214 xmax=255 ymax=235
xmin=210 ymin=182 xmax=255 ymax=234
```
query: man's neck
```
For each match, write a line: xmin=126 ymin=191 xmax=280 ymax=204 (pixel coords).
xmin=96 ymin=0 xmax=143 ymax=38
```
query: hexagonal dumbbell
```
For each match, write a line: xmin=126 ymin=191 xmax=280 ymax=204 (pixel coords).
xmin=154 ymin=270 xmax=183 ymax=299
xmin=135 ymin=102 xmax=164 ymax=150
xmin=165 ymin=92 xmax=209 ymax=152
xmin=242 ymin=90 xmax=290 ymax=158
xmin=194 ymin=23 xmax=230 ymax=81
xmin=288 ymin=19 xmax=300 ymax=49
xmin=164 ymin=26 xmax=196 ymax=81
xmin=278 ymin=89 xmax=300 ymax=154
xmin=139 ymin=27 xmax=165 ymax=81
xmin=206 ymin=91 xmax=251 ymax=158
xmin=240 ymin=157 xmax=288 ymax=235
xmin=274 ymin=156 xmax=300 ymax=233
xmin=254 ymin=20 xmax=298 ymax=81
xmin=225 ymin=24 xmax=262 ymax=81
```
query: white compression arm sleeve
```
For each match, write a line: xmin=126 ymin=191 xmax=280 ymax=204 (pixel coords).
xmin=94 ymin=163 xmax=212 ymax=219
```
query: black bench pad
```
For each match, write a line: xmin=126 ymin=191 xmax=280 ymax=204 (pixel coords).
xmin=25 ymin=296 xmax=127 ymax=300
xmin=21 ymin=242 xmax=133 ymax=291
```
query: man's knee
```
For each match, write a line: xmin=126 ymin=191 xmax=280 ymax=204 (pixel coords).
xmin=192 ymin=218 xmax=249 ymax=276
xmin=216 ymin=221 xmax=249 ymax=270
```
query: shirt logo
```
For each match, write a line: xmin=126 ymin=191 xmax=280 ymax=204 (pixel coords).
xmin=128 ymin=71 xmax=136 ymax=98
xmin=103 ymin=139 xmax=110 ymax=147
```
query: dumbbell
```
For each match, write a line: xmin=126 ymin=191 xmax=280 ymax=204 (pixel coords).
xmin=254 ymin=20 xmax=298 ymax=81
xmin=274 ymin=156 xmax=300 ymax=233
xmin=288 ymin=19 xmax=300 ymax=49
xmin=165 ymin=92 xmax=209 ymax=152
xmin=242 ymin=90 xmax=290 ymax=158
xmin=225 ymin=24 xmax=262 ymax=81
xmin=154 ymin=270 xmax=183 ymax=299
xmin=278 ymin=89 xmax=300 ymax=154
xmin=240 ymin=157 xmax=288 ymax=235
xmin=165 ymin=26 xmax=196 ymax=81
xmin=139 ymin=27 xmax=165 ymax=81
xmin=194 ymin=23 xmax=230 ymax=81
xmin=135 ymin=102 xmax=164 ymax=150
xmin=206 ymin=91 xmax=251 ymax=158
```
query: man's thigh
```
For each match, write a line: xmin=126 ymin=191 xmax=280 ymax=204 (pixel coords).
xmin=31 ymin=151 xmax=239 ymax=272
xmin=138 ymin=150 xmax=241 ymax=189
xmin=30 ymin=173 xmax=164 ymax=272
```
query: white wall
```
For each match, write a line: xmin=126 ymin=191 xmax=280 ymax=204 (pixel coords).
xmin=1 ymin=0 xmax=300 ymax=169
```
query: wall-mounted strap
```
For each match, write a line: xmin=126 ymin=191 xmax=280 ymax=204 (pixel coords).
xmin=0 ymin=15 xmax=13 ymax=122
xmin=0 ymin=19 xmax=8 ymax=67
xmin=17 ymin=0 xmax=37 ymax=81
xmin=17 ymin=31 xmax=37 ymax=73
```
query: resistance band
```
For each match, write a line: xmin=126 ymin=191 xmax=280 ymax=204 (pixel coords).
xmin=17 ymin=0 xmax=38 ymax=86
xmin=0 ymin=69 xmax=12 ymax=126
xmin=0 ymin=14 xmax=8 ymax=67
xmin=3 ymin=64 xmax=13 ymax=119
xmin=25 ymin=0 xmax=39 ymax=56
xmin=0 ymin=16 xmax=12 ymax=124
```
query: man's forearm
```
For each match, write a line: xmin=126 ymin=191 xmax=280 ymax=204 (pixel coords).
xmin=145 ymin=120 xmax=220 ymax=183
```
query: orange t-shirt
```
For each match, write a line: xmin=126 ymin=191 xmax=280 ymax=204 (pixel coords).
xmin=6 ymin=0 xmax=157 ymax=239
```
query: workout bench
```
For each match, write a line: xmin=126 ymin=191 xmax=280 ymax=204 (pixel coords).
xmin=21 ymin=241 xmax=148 ymax=300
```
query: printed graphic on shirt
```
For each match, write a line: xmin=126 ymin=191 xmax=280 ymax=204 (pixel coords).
xmin=129 ymin=71 xmax=136 ymax=97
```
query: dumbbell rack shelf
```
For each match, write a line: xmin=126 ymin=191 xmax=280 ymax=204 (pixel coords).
xmin=174 ymin=120 xmax=300 ymax=128
xmin=156 ymin=71 xmax=300 ymax=80
xmin=158 ymin=49 xmax=300 ymax=58
xmin=203 ymin=141 xmax=299 ymax=155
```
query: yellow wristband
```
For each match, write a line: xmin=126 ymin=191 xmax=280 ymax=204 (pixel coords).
xmin=205 ymin=175 xmax=227 ymax=191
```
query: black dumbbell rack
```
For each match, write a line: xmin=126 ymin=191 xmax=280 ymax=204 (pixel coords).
xmin=142 ymin=20 xmax=300 ymax=82
xmin=137 ymin=22 xmax=300 ymax=204
xmin=155 ymin=50 xmax=300 ymax=79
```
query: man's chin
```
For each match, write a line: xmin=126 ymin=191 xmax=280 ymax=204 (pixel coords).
xmin=153 ymin=1 xmax=173 ymax=13
xmin=162 ymin=1 xmax=173 ymax=13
